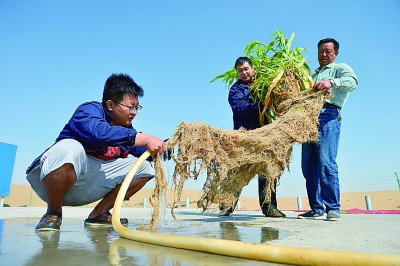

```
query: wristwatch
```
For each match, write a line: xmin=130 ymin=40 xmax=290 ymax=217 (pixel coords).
xmin=329 ymin=79 xmax=335 ymax=87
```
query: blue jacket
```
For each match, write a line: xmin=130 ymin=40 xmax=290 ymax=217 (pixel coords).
xmin=228 ymin=80 xmax=262 ymax=130
xmin=26 ymin=101 xmax=147 ymax=174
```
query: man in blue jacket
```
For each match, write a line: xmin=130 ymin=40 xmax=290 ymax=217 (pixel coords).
xmin=219 ymin=57 xmax=286 ymax=218
xmin=26 ymin=73 xmax=166 ymax=231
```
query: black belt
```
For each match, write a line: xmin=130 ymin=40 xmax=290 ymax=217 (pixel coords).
xmin=323 ymin=102 xmax=341 ymax=109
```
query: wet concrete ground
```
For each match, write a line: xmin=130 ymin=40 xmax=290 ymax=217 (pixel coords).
xmin=1 ymin=207 xmax=399 ymax=265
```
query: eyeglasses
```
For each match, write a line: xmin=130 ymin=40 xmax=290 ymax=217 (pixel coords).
xmin=113 ymin=100 xmax=143 ymax=113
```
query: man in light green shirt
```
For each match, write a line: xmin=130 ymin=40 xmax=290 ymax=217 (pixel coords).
xmin=313 ymin=60 xmax=358 ymax=108
xmin=298 ymin=38 xmax=358 ymax=221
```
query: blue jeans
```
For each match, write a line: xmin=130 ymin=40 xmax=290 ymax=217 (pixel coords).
xmin=301 ymin=107 xmax=341 ymax=214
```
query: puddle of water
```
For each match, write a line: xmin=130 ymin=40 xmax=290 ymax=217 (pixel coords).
xmin=154 ymin=221 xmax=287 ymax=243
xmin=0 ymin=218 xmax=287 ymax=266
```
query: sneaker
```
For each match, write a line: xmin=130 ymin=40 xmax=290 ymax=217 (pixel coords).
xmin=297 ymin=210 xmax=325 ymax=220
xmin=327 ymin=210 xmax=342 ymax=221
xmin=218 ymin=207 xmax=233 ymax=217
xmin=36 ymin=214 xmax=62 ymax=231
xmin=263 ymin=207 xmax=286 ymax=218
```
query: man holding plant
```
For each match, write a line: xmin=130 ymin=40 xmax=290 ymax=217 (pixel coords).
xmin=219 ymin=56 xmax=286 ymax=218
xmin=298 ymin=38 xmax=358 ymax=221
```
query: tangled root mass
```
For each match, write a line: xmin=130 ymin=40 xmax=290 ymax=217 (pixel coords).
xmin=143 ymin=89 xmax=331 ymax=229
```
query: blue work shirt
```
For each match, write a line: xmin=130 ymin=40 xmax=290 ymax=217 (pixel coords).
xmin=26 ymin=101 xmax=147 ymax=174
xmin=228 ymin=80 xmax=262 ymax=130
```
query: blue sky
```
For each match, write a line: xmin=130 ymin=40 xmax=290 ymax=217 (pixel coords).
xmin=1 ymin=1 xmax=399 ymax=196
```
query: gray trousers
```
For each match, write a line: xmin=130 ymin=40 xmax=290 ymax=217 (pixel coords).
xmin=26 ymin=139 xmax=154 ymax=206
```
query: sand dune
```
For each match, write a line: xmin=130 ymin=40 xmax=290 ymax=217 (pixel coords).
xmin=3 ymin=184 xmax=400 ymax=211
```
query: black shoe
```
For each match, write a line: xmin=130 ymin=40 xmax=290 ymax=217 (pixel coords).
xmin=219 ymin=207 xmax=233 ymax=217
xmin=84 ymin=211 xmax=128 ymax=227
xmin=36 ymin=213 xmax=62 ymax=231
xmin=263 ymin=207 xmax=286 ymax=218
xmin=297 ymin=210 xmax=325 ymax=220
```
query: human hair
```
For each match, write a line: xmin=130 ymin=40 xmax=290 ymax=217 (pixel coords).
xmin=102 ymin=73 xmax=144 ymax=105
xmin=234 ymin=57 xmax=253 ymax=69
xmin=318 ymin=38 xmax=339 ymax=51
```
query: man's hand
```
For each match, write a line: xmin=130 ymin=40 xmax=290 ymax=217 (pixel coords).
xmin=146 ymin=137 xmax=166 ymax=156
xmin=313 ymin=80 xmax=332 ymax=91
xmin=135 ymin=133 xmax=166 ymax=156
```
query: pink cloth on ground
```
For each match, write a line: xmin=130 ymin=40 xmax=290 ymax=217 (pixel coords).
xmin=344 ymin=208 xmax=400 ymax=214
xmin=294 ymin=209 xmax=400 ymax=214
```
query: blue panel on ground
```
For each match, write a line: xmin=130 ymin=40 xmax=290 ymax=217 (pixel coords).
xmin=0 ymin=142 xmax=18 ymax=196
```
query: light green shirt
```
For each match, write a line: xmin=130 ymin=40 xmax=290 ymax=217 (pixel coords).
xmin=313 ymin=62 xmax=358 ymax=108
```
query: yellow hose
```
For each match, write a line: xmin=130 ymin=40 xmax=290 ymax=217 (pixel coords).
xmin=112 ymin=151 xmax=400 ymax=266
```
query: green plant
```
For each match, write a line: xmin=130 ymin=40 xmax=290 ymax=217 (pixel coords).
xmin=211 ymin=30 xmax=314 ymax=124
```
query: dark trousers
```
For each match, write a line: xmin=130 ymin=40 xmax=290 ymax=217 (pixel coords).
xmin=224 ymin=176 xmax=278 ymax=213
xmin=258 ymin=176 xmax=278 ymax=212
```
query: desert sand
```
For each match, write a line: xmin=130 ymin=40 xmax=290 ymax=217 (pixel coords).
xmin=3 ymin=184 xmax=399 ymax=211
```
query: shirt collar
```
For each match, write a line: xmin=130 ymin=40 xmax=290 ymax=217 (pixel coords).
xmin=315 ymin=62 xmax=335 ymax=73
xmin=238 ymin=79 xmax=252 ymax=87
xmin=102 ymin=104 xmax=113 ymax=123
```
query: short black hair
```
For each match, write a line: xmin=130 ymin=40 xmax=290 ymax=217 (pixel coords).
xmin=102 ymin=73 xmax=144 ymax=105
xmin=318 ymin=38 xmax=339 ymax=51
xmin=234 ymin=57 xmax=253 ymax=69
